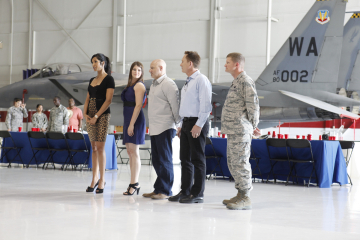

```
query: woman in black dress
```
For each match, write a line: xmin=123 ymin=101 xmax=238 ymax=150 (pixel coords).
xmin=84 ymin=53 xmax=115 ymax=194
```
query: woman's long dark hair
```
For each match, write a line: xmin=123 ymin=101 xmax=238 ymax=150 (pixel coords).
xmin=91 ymin=53 xmax=111 ymax=75
xmin=126 ymin=61 xmax=144 ymax=88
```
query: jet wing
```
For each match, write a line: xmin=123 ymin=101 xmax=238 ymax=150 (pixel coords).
xmin=279 ymin=90 xmax=360 ymax=120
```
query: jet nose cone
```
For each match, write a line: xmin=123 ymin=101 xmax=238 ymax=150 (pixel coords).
xmin=0 ymin=85 xmax=14 ymax=108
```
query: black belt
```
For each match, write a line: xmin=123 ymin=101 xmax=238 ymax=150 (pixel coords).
xmin=124 ymin=101 xmax=136 ymax=107
xmin=183 ymin=117 xmax=198 ymax=122
xmin=90 ymin=98 xmax=105 ymax=101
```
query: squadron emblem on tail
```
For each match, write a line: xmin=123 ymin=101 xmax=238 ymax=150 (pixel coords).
xmin=316 ymin=10 xmax=330 ymax=24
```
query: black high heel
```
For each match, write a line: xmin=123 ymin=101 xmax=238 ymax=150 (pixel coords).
xmin=123 ymin=183 xmax=140 ymax=195
xmin=86 ymin=180 xmax=99 ymax=192
xmin=96 ymin=182 xmax=106 ymax=194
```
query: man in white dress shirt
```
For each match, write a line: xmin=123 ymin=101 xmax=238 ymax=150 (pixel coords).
xmin=143 ymin=59 xmax=181 ymax=200
xmin=168 ymin=51 xmax=212 ymax=204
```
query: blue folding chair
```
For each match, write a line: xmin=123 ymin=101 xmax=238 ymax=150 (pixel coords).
xmin=44 ymin=132 xmax=70 ymax=170
xmin=65 ymin=132 xmax=90 ymax=171
xmin=0 ymin=131 xmax=24 ymax=168
xmin=27 ymin=131 xmax=49 ymax=168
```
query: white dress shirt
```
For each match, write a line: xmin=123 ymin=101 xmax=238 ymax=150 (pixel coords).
xmin=179 ymin=70 xmax=212 ymax=128
xmin=148 ymin=74 xmax=181 ymax=136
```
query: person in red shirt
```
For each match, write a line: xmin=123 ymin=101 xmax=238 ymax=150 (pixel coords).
xmin=67 ymin=98 xmax=83 ymax=131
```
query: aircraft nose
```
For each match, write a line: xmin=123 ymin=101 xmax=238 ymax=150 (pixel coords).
xmin=0 ymin=84 xmax=16 ymax=108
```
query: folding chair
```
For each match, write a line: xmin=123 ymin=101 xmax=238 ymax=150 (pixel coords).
xmin=0 ymin=131 xmax=24 ymax=168
xmin=206 ymin=137 xmax=224 ymax=180
xmin=286 ymin=139 xmax=318 ymax=187
xmin=250 ymin=145 xmax=263 ymax=182
xmin=27 ymin=131 xmax=49 ymax=168
xmin=266 ymin=138 xmax=291 ymax=184
xmin=65 ymin=132 xmax=90 ymax=171
xmin=114 ymin=133 xmax=123 ymax=163
xmin=116 ymin=133 xmax=128 ymax=164
xmin=118 ymin=146 xmax=128 ymax=164
xmin=118 ymin=134 xmax=152 ymax=165
xmin=44 ymin=132 xmax=70 ymax=170
xmin=339 ymin=141 xmax=355 ymax=185
xmin=139 ymin=135 xmax=152 ymax=165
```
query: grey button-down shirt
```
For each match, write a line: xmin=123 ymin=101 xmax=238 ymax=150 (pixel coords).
xmin=148 ymin=74 xmax=181 ymax=136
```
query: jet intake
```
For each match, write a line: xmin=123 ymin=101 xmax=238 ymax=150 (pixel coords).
xmin=314 ymin=108 xmax=341 ymax=120
xmin=336 ymin=88 xmax=360 ymax=115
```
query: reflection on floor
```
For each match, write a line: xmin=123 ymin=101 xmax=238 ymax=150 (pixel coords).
xmin=0 ymin=165 xmax=359 ymax=240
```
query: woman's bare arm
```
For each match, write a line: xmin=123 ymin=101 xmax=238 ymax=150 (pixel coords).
xmin=83 ymin=92 xmax=90 ymax=122
xmin=129 ymin=83 xmax=146 ymax=127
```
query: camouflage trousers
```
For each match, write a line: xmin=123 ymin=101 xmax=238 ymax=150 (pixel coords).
xmin=227 ymin=134 xmax=252 ymax=191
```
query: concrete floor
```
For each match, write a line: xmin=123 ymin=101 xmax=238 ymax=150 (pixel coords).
xmin=0 ymin=164 xmax=359 ymax=240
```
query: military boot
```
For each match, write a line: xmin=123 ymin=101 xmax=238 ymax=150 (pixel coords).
xmin=226 ymin=189 xmax=252 ymax=210
xmin=226 ymin=196 xmax=252 ymax=210
xmin=223 ymin=186 xmax=252 ymax=205
xmin=222 ymin=191 xmax=242 ymax=205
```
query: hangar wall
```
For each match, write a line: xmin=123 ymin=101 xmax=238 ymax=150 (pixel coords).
xmin=0 ymin=0 xmax=360 ymax=88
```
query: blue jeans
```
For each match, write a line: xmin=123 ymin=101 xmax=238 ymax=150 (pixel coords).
xmin=150 ymin=128 xmax=176 ymax=196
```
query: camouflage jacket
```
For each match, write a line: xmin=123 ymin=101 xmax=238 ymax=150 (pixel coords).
xmin=221 ymin=71 xmax=259 ymax=141
xmin=32 ymin=112 xmax=48 ymax=129
xmin=5 ymin=106 xmax=28 ymax=131
xmin=48 ymin=104 xmax=69 ymax=132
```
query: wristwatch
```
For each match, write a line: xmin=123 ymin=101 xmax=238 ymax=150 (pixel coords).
xmin=95 ymin=115 xmax=99 ymax=119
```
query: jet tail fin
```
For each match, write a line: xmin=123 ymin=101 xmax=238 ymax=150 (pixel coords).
xmin=256 ymin=0 xmax=346 ymax=93
xmin=338 ymin=12 xmax=360 ymax=91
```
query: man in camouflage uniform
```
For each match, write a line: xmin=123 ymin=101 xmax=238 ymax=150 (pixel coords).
xmin=221 ymin=52 xmax=260 ymax=210
xmin=48 ymin=96 xmax=69 ymax=132
xmin=5 ymin=98 xmax=28 ymax=131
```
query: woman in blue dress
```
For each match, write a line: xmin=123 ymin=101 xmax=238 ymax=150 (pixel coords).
xmin=121 ymin=61 xmax=146 ymax=195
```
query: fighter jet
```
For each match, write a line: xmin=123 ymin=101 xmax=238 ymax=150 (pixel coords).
xmin=0 ymin=0 xmax=357 ymax=130
xmin=0 ymin=63 xmax=131 ymax=126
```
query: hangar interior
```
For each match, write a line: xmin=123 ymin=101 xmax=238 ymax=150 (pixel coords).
xmin=1 ymin=0 xmax=360 ymax=239
xmin=4 ymin=0 xmax=358 ymax=86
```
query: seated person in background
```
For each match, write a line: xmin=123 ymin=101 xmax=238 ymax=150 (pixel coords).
xmin=32 ymin=104 xmax=48 ymax=132
xmin=5 ymin=98 xmax=28 ymax=132
xmin=48 ymin=96 xmax=69 ymax=132
xmin=67 ymin=98 xmax=83 ymax=131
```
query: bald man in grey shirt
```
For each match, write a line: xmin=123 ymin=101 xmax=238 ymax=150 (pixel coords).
xmin=143 ymin=59 xmax=181 ymax=200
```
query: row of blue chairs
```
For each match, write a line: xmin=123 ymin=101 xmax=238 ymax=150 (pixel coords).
xmin=207 ymin=138 xmax=354 ymax=187
xmin=266 ymin=138 xmax=354 ymax=187
xmin=266 ymin=138 xmax=318 ymax=187
xmin=0 ymin=131 xmax=89 ymax=171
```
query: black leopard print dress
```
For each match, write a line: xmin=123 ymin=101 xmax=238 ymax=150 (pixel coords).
xmin=87 ymin=98 xmax=110 ymax=142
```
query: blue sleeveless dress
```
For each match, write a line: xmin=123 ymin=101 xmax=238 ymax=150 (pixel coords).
xmin=121 ymin=82 xmax=147 ymax=145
